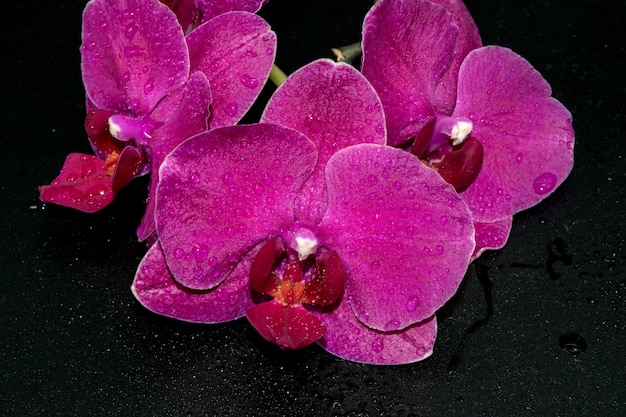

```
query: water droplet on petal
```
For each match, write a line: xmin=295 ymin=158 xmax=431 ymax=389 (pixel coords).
xmin=124 ymin=22 xmax=138 ymax=39
xmin=405 ymin=296 xmax=419 ymax=312
xmin=240 ymin=73 xmax=259 ymax=89
xmin=533 ymin=172 xmax=557 ymax=194
xmin=371 ymin=338 xmax=384 ymax=353
xmin=222 ymin=172 xmax=234 ymax=185
xmin=192 ymin=244 xmax=209 ymax=263
xmin=253 ymin=183 xmax=265 ymax=195
xmin=370 ymin=260 xmax=381 ymax=270
xmin=190 ymin=172 xmax=200 ymax=184
xmin=283 ymin=175 xmax=294 ymax=185
xmin=516 ymin=153 xmax=524 ymax=163
xmin=174 ymin=248 xmax=185 ymax=259
xmin=384 ymin=319 xmax=401 ymax=331
xmin=368 ymin=175 xmax=378 ymax=185
xmin=225 ymin=102 xmax=238 ymax=117
xmin=68 ymin=188 xmax=84 ymax=203
xmin=143 ymin=78 xmax=155 ymax=94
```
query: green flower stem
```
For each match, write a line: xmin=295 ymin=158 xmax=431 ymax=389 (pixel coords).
xmin=269 ymin=64 xmax=288 ymax=87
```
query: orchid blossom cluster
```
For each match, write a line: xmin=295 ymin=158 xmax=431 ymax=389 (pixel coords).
xmin=40 ymin=0 xmax=574 ymax=364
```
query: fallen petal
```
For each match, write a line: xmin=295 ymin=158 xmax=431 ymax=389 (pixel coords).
xmin=39 ymin=153 xmax=115 ymax=213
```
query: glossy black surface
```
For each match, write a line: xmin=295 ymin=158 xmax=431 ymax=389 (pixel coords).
xmin=2 ymin=0 xmax=624 ymax=415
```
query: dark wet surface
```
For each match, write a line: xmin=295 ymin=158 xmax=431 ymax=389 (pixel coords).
xmin=2 ymin=0 xmax=624 ymax=415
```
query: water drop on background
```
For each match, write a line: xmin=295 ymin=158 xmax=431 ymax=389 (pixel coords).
xmin=559 ymin=332 xmax=587 ymax=356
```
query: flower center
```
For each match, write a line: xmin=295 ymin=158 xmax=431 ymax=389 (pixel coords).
xmin=108 ymin=114 xmax=155 ymax=145
xmin=246 ymin=232 xmax=345 ymax=350
xmin=410 ymin=115 xmax=484 ymax=192
xmin=84 ymin=109 xmax=146 ymax=189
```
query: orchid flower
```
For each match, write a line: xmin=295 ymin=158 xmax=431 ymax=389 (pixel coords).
xmin=361 ymin=0 xmax=575 ymax=258
xmin=132 ymin=59 xmax=475 ymax=364
xmin=160 ymin=0 xmax=269 ymax=34
xmin=39 ymin=0 xmax=276 ymax=242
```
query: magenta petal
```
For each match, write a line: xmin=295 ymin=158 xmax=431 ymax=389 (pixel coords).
xmin=156 ymin=124 xmax=317 ymax=290
xmin=137 ymin=71 xmax=212 ymax=242
xmin=313 ymin=301 xmax=437 ymax=365
xmin=262 ymin=59 xmax=386 ymax=224
xmin=195 ymin=0 xmax=268 ymax=23
xmin=472 ymin=217 xmax=513 ymax=260
xmin=318 ymin=144 xmax=475 ymax=331
xmin=131 ymin=241 xmax=255 ymax=323
xmin=39 ymin=153 xmax=115 ymax=213
xmin=429 ymin=0 xmax=482 ymax=107
xmin=453 ymin=46 xmax=575 ymax=222
xmin=361 ymin=0 xmax=458 ymax=146
xmin=247 ymin=301 xmax=326 ymax=350
xmin=187 ymin=12 xmax=276 ymax=128
xmin=81 ymin=0 xmax=189 ymax=114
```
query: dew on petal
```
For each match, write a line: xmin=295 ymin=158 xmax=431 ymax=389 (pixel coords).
xmin=190 ymin=172 xmax=201 ymax=184
xmin=222 ymin=172 xmax=234 ymax=185
xmin=371 ymin=338 xmax=384 ymax=353
xmin=516 ymin=153 xmax=524 ymax=163
xmin=405 ymin=296 xmax=419 ymax=312
xmin=143 ymin=78 xmax=155 ymax=94
xmin=68 ymin=188 xmax=84 ymax=203
xmin=124 ymin=23 xmax=138 ymax=39
xmin=192 ymin=244 xmax=209 ymax=263
xmin=240 ymin=73 xmax=259 ymax=89
xmin=533 ymin=172 xmax=557 ymax=194
xmin=384 ymin=319 xmax=401 ymax=331
xmin=225 ymin=102 xmax=238 ymax=117
xmin=174 ymin=248 xmax=185 ymax=259
xmin=253 ymin=183 xmax=265 ymax=195
xmin=124 ymin=45 xmax=145 ymax=58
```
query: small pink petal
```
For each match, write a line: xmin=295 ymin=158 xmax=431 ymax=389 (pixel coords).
xmin=81 ymin=0 xmax=189 ymax=114
xmin=302 ymin=250 xmax=345 ymax=306
xmin=187 ymin=11 xmax=276 ymax=128
xmin=472 ymin=217 xmax=513 ymax=260
xmin=247 ymin=301 xmax=326 ymax=350
xmin=131 ymin=241 xmax=256 ymax=323
xmin=249 ymin=237 xmax=284 ymax=296
xmin=39 ymin=153 xmax=115 ymax=213
xmin=111 ymin=145 xmax=143 ymax=193
xmin=454 ymin=46 xmax=574 ymax=222
xmin=261 ymin=59 xmax=386 ymax=225
xmin=361 ymin=0 xmax=458 ymax=146
xmin=313 ymin=300 xmax=438 ymax=365
xmin=318 ymin=144 xmax=475 ymax=331
xmin=156 ymin=124 xmax=317 ymax=290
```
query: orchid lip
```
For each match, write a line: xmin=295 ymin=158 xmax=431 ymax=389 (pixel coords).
xmin=428 ymin=115 xmax=473 ymax=154
xmin=108 ymin=114 xmax=155 ymax=144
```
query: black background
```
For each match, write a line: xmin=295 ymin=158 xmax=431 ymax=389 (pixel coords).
xmin=2 ymin=0 xmax=625 ymax=416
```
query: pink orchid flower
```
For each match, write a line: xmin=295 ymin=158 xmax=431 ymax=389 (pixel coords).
xmin=131 ymin=59 xmax=475 ymax=364
xmin=160 ymin=0 xmax=269 ymax=34
xmin=361 ymin=0 xmax=575 ymax=258
xmin=39 ymin=0 xmax=276 ymax=242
